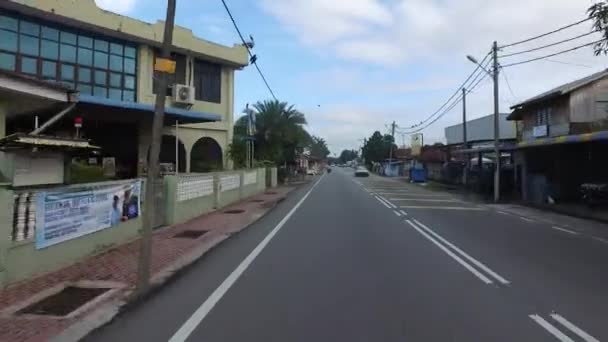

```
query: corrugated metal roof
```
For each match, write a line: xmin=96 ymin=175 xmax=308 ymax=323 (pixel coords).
xmin=510 ymin=69 xmax=608 ymax=110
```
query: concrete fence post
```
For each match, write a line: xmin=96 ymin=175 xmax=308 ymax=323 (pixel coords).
xmin=213 ymin=172 xmax=220 ymax=209
xmin=0 ymin=187 xmax=14 ymax=287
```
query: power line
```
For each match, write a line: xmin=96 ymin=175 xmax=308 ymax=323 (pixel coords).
xmin=501 ymin=69 xmax=517 ymax=103
xmin=399 ymin=51 xmax=491 ymax=131
xmin=220 ymin=0 xmax=278 ymax=100
xmin=499 ymin=16 xmax=594 ymax=49
xmin=544 ymin=58 xmax=593 ymax=68
xmin=502 ymin=39 xmax=605 ymax=68
xmin=399 ymin=71 xmax=491 ymax=135
xmin=499 ymin=30 xmax=602 ymax=58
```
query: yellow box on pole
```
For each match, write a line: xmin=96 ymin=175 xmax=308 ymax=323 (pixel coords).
xmin=154 ymin=58 xmax=176 ymax=74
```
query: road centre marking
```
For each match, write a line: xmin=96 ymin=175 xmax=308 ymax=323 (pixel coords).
xmin=496 ymin=210 xmax=509 ymax=215
xmin=405 ymin=220 xmax=493 ymax=284
xmin=375 ymin=196 xmax=392 ymax=209
xmin=550 ymin=313 xmax=599 ymax=342
xmin=399 ymin=210 xmax=408 ymax=216
xmin=552 ymin=226 xmax=579 ymax=235
xmin=520 ymin=216 xmax=536 ymax=223
xmin=412 ymin=219 xmax=510 ymax=285
xmin=529 ymin=314 xmax=575 ymax=342
xmin=393 ymin=210 xmax=402 ymax=217
xmin=168 ymin=174 xmax=326 ymax=342
xmin=592 ymin=236 xmax=608 ymax=244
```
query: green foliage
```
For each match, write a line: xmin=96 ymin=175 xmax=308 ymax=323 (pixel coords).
xmin=589 ymin=2 xmax=608 ymax=55
xmin=231 ymin=99 xmax=315 ymax=166
xmin=69 ymin=162 xmax=111 ymax=184
xmin=309 ymin=136 xmax=330 ymax=159
xmin=338 ymin=149 xmax=358 ymax=164
xmin=361 ymin=131 xmax=396 ymax=167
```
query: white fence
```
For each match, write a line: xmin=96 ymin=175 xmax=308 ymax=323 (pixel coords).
xmin=177 ymin=174 xmax=214 ymax=202
xmin=243 ymin=171 xmax=257 ymax=185
xmin=220 ymin=175 xmax=240 ymax=192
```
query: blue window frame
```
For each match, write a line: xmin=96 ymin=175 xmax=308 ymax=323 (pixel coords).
xmin=0 ymin=13 xmax=138 ymax=101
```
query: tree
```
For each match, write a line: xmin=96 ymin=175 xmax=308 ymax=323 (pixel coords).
xmin=228 ymin=100 xmax=314 ymax=167
xmin=338 ymin=149 xmax=358 ymax=164
xmin=310 ymin=136 xmax=330 ymax=159
xmin=589 ymin=2 xmax=608 ymax=55
xmin=361 ymin=131 xmax=396 ymax=167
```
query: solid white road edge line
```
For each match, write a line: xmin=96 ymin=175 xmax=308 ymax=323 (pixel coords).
xmin=552 ymin=226 xmax=579 ymax=235
xmin=412 ymin=219 xmax=510 ymax=285
xmin=405 ymin=220 xmax=493 ymax=285
xmin=393 ymin=210 xmax=402 ymax=217
xmin=592 ymin=236 xmax=608 ymax=244
xmin=375 ymin=196 xmax=392 ymax=209
xmin=550 ymin=313 xmax=599 ymax=342
xmin=168 ymin=174 xmax=326 ymax=342
xmin=520 ymin=216 xmax=536 ymax=223
xmin=529 ymin=314 xmax=575 ymax=342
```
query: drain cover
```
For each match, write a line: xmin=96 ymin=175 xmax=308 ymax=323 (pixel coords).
xmin=18 ymin=286 xmax=110 ymax=317
xmin=224 ymin=209 xmax=245 ymax=214
xmin=174 ymin=230 xmax=208 ymax=239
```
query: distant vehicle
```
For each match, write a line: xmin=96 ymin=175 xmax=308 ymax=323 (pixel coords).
xmin=327 ymin=167 xmax=332 ymax=173
xmin=306 ymin=169 xmax=316 ymax=176
xmin=354 ymin=167 xmax=369 ymax=177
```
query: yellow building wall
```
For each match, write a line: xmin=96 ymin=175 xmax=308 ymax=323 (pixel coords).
xmin=9 ymin=0 xmax=246 ymax=172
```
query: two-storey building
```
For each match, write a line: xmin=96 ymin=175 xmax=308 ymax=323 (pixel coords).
xmin=508 ymin=69 xmax=608 ymax=203
xmin=0 ymin=0 xmax=248 ymax=182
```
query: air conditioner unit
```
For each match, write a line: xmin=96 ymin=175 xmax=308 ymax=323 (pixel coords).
xmin=172 ymin=84 xmax=195 ymax=105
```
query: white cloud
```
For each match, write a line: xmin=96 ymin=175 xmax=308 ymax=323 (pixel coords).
xmin=259 ymin=0 xmax=608 ymax=152
xmin=95 ymin=0 xmax=137 ymax=14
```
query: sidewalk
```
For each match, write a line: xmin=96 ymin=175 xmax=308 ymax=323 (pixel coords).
xmin=0 ymin=186 xmax=295 ymax=342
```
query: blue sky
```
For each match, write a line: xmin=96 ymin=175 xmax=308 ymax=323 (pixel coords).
xmin=98 ymin=0 xmax=607 ymax=154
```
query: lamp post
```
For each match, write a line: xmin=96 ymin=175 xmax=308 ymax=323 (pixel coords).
xmin=466 ymin=42 xmax=501 ymax=202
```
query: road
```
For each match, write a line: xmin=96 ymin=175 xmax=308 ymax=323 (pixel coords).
xmin=85 ymin=167 xmax=608 ymax=342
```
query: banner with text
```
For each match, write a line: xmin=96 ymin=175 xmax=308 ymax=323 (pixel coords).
xmin=35 ymin=180 xmax=142 ymax=249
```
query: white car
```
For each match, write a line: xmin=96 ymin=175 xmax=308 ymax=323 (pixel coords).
xmin=306 ymin=169 xmax=316 ymax=176
xmin=354 ymin=167 xmax=369 ymax=177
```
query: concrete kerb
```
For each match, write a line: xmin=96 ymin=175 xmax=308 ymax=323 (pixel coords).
xmin=53 ymin=184 xmax=303 ymax=342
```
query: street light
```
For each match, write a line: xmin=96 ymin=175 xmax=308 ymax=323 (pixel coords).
xmin=467 ymin=42 xmax=501 ymax=203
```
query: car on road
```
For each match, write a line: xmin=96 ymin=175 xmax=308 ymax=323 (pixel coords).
xmin=354 ymin=167 xmax=369 ymax=177
xmin=306 ymin=169 xmax=316 ymax=176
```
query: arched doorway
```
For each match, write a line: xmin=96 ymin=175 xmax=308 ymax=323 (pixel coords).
xmin=159 ymin=135 xmax=186 ymax=173
xmin=191 ymin=137 xmax=223 ymax=172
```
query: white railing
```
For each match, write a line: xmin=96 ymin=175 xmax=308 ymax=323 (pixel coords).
xmin=220 ymin=174 xmax=240 ymax=192
xmin=177 ymin=174 xmax=214 ymax=202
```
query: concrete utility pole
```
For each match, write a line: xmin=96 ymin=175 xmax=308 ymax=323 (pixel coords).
xmin=388 ymin=121 xmax=396 ymax=163
xmin=462 ymin=87 xmax=468 ymax=186
xmin=136 ymin=0 xmax=177 ymax=295
xmin=492 ymin=41 xmax=501 ymax=203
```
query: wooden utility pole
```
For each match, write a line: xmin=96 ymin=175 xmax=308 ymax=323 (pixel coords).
xmin=136 ymin=0 xmax=177 ymax=295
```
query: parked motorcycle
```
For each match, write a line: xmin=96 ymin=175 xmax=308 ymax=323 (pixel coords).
xmin=581 ymin=183 xmax=608 ymax=207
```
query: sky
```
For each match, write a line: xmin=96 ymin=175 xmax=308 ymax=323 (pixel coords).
xmin=96 ymin=0 xmax=607 ymax=155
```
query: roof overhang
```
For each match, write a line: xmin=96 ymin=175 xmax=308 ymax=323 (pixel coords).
xmin=77 ymin=95 xmax=222 ymax=124
xmin=0 ymin=133 xmax=99 ymax=152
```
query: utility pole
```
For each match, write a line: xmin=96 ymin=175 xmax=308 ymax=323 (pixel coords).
xmin=136 ymin=0 xmax=177 ymax=296
xmin=388 ymin=121 xmax=396 ymax=162
xmin=492 ymin=40 xmax=501 ymax=203
xmin=462 ymin=87 xmax=468 ymax=186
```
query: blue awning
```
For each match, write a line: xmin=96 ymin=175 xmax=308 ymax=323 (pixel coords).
xmin=78 ymin=95 xmax=222 ymax=124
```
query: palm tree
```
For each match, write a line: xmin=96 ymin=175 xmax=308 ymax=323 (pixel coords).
xmin=230 ymin=100 xmax=311 ymax=166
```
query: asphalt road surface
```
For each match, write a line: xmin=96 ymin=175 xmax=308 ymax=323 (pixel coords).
xmin=85 ymin=167 xmax=608 ymax=342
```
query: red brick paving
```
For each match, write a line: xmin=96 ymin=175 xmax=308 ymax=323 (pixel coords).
xmin=0 ymin=187 xmax=293 ymax=342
